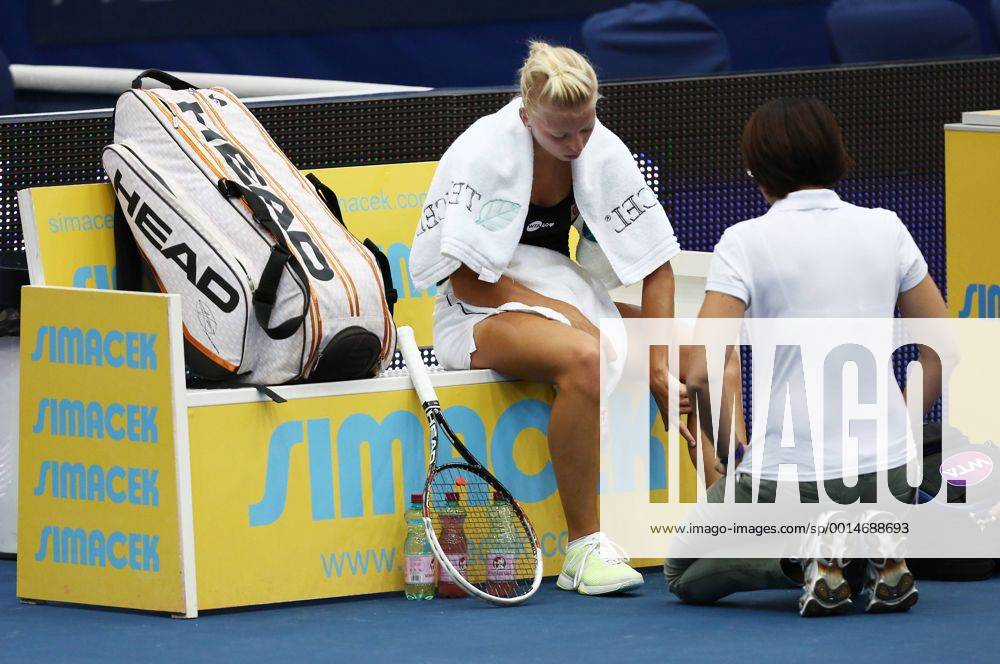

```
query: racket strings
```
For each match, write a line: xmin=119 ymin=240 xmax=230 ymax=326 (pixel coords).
xmin=426 ymin=465 xmax=537 ymax=599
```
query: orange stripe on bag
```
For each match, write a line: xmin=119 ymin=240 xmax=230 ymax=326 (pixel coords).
xmin=182 ymin=327 xmax=239 ymax=373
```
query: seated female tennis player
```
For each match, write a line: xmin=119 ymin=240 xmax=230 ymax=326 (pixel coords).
xmin=409 ymin=42 xmax=743 ymax=595
xmin=667 ymin=98 xmax=949 ymax=615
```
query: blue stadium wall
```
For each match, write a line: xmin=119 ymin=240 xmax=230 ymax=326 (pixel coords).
xmin=2 ymin=0 xmax=999 ymax=89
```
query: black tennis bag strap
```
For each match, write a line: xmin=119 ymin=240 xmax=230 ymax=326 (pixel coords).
xmin=132 ymin=69 xmax=196 ymax=91
xmin=218 ymin=179 xmax=310 ymax=341
xmin=305 ymin=173 xmax=397 ymax=316
xmin=364 ymin=238 xmax=397 ymax=316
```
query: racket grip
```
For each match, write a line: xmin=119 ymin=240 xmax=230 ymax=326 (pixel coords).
xmin=397 ymin=326 xmax=438 ymax=406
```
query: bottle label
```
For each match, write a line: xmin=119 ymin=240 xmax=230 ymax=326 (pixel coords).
xmin=486 ymin=552 xmax=516 ymax=582
xmin=405 ymin=555 xmax=435 ymax=584
xmin=440 ymin=553 xmax=467 ymax=583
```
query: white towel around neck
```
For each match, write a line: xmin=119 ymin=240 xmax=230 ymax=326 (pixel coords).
xmin=409 ymin=97 xmax=680 ymax=292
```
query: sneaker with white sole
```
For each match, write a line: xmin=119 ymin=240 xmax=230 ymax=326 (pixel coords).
xmin=860 ymin=510 xmax=918 ymax=613
xmin=799 ymin=557 xmax=854 ymax=616
xmin=863 ymin=558 xmax=918 ymax=613
xmin=798 ymin=510 xmax=854 ymax=617
xmin=556 ymin=532 xmax=644 ymax=595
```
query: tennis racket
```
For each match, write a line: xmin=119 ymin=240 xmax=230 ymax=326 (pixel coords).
xmin=397 ymin=326 xmax=543 ymax=605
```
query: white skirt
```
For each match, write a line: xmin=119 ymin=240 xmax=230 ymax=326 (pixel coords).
xmin=432 ymin=244 xmax=627 ymax=383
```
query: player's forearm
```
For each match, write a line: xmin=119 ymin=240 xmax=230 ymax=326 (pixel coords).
xmin=715 ymin=347 xmax=745 ymax=455
xmin=685 ymin=362 xmax=716 ymax=445
xmin=642 ymin=262 xmax=676 ymax=370
xmin=641 ymin=261 xmax=676 ymax=319
xmin=915 ymin=344 xmax=943 ymax=416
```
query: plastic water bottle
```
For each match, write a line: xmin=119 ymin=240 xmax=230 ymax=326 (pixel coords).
xmin=485 ymin=492 xmax=517 ymax=598
xmin=437 ymin=491 xmax=468 ymax=598
xmin=404 ymin=494 xmax=435 ymax=600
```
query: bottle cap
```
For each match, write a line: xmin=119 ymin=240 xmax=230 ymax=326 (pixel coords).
xmin=411 ymin=493 xmax=423 ymax=504
xmin=445 ymin=492 xmax=460 ymax=502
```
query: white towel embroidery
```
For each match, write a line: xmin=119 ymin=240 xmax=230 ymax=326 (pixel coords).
xmin=410 ymin=97 xmax=680 ymax=291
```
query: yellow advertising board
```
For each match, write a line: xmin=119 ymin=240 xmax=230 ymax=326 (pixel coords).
xmin=187 ymin=378 xmax=685 ymax=609
xmin=945 ymin=126 xmax=1000 ymax=318
xmin=18 ymin=162 xmax=440 ymax=344
xmin=17 ymin=286 xmax=195 ymax=616
xmin=188 ymin=381 xmax=560 ymax=608
xmin=18 ymin=184 xmax=118 ymax=289
xmin=17 ymin=286 xmax=691 ymax=615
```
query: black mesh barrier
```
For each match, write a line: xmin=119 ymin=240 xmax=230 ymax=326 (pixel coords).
xmin=3 ymin=58 xmax=998 ymax=415
xmin=6 ymin=59 xmax=998 ymax=285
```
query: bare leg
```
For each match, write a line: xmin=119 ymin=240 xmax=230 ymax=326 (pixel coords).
xmin=615 ymin=302 xmax=748 ymax=488
xmin=471 ymin=312 xmax=601 ymax=540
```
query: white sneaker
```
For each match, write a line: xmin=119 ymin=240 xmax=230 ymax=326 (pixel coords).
xmin=798 ymin=511 xmax=853 ymax=617
xmin=556 ymin=532 xmax=644 ymax=595
xmin=860 ymin=510 xmax=918 ymax=613
xmin=799 ymin=557 xmax=853 ymax=616
xmin=863 ymin=558 xmax=918 ymax=613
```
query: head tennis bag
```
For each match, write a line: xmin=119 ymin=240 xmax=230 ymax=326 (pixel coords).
xmin=102 ymin=70 xmax=397 ymax=385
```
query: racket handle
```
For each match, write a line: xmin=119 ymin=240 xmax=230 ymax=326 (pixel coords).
xmin=397 ymin=326 xmax=438 ymax=406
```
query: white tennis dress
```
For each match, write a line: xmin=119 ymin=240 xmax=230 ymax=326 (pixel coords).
xmin=432 ymin=243 xmax=622 ymax=371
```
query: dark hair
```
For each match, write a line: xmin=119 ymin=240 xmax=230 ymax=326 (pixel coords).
xmin=741 ymin=98 xmax=853 ymax=199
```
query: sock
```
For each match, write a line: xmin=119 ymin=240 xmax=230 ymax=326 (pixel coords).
xmin=567 ymin=532 xmax=602 ymax=550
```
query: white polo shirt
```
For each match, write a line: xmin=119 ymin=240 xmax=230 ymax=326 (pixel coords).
xmin=706 ymin=188 xmax=928 ymax=481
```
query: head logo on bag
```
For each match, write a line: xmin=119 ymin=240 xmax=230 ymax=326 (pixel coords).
xmin=112 ymin=170 xmax=240 ymax=314
xmin=174 ymin=98 xmax=335 ymax=283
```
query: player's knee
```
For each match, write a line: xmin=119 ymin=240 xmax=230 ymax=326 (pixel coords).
xmin=664 ymin=559 xmax=717 ymax=605
xmin=663 ymin=565 xmax=691 ymax=602
xmin=558 ymin=340 xmax=601 ymax=403
xmin=669 ymin=583 xmax=708 ymax=605
xmin=665 ymin=574 xmax=712 ymax=605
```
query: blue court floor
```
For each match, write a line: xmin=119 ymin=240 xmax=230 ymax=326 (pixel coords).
xmin=2 ymin=558 xmax=996 ymax=662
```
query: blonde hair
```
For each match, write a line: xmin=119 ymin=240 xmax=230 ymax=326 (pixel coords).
xmin=518 ymin=41 xmax=600 ymax=113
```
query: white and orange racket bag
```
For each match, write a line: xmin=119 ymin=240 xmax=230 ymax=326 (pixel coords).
xmin=102 ymin=70 xmax=396 ymax=385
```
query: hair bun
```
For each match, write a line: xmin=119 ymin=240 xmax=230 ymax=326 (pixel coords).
xmin=518 ymin=40 xmax=600 ymax=112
